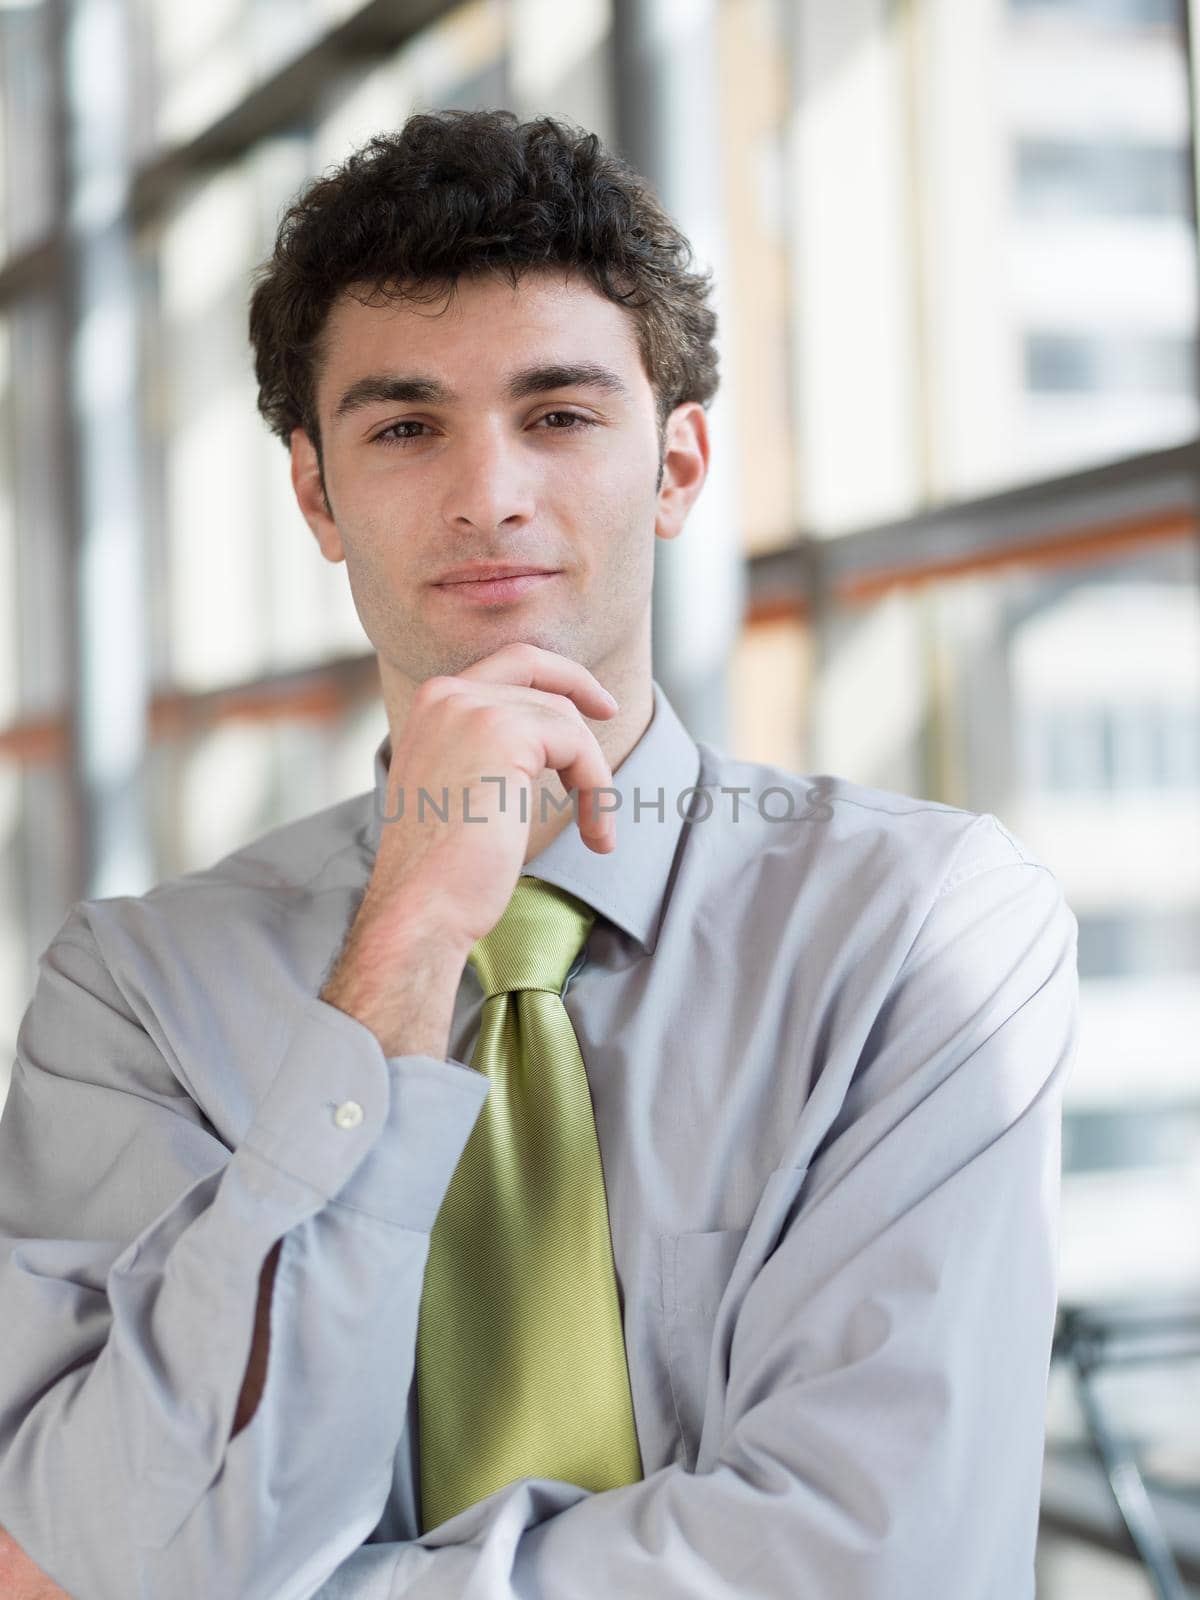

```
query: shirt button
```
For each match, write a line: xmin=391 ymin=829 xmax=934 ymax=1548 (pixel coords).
xmin=333 ymin=1100 xmax=364 ymax=1130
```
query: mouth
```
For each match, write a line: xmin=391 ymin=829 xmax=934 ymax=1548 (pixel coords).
xmin=430 ymin=571 xmax=561 ymax=605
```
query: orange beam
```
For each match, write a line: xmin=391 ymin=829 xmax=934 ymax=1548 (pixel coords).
xmin=0 ymin=717 xmax=67 ymax=764
xmin=744 ymin=593 xmax=813 ymax=626
xmin=744 ymin=508 xmax=1195 ymax=624
xmin=3 ymin=512 xmax=1195 ymax=765
xmin=836 ymin=507 xmax=1194 ymax=606
xmin=0 ymin=659 xmax=380 ymax=768
xmin=148 ymin=679 xmax=355 ymax=738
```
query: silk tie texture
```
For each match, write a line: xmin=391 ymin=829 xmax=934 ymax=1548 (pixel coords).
xmin=415 ymin=874 xmax=644 ymax=1534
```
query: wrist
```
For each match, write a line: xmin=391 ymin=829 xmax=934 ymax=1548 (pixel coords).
xmin=319 ymin=916 xmax=469 ymax=1061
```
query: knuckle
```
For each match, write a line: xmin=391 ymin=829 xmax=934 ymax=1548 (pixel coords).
xmin=539 ymin=695 xmax=578 ymax=727
xmin=413 ymin=674 xmax=448 ymax=705
xmin=507 ymin=640 xmax=542 ymax=664
xmin=468 ymin=701 xmax=509 ymax=736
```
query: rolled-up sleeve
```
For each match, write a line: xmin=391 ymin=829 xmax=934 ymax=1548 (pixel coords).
xmin=318 ymin=851 xmax=1080 ymax=1600
xmin=0 ymin=907 xmax=489 ymax=1600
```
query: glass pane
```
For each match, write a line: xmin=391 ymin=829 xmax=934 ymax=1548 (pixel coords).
xmin=143 ymin=0 xmax=330 ymax=152
xmin=785 ymin=0 xmax=924 ymax=535
xmin=309 ymin=2 xmax=508 ymax=177
xmin=0 ymin=755 xmax=74 ymax=1118
xmin=921 ymin=0 xmax=1199 ymax=498
xmin=0 ymin=296 xmax=68 ymax=725
xmin=718 ymin=0 xmax=798 ymax=557
xmin=814 ymin=532 xmax=1200 ymax=1306
xmin=785 ymin=0 xmax=1200 ymax=533
xmin=0 ymin=754 xmax=24 ymax=1112
xmin=730 ymin=616 xmax=811 ymax=770
xmin=148 ymin=699 xmax=386 ymax=880
xmin=0 ymin=2 xmax=55 ymax=261
xmin=146 ymin=141 xmax=366 ymax=694
xmin=0 ymin=313 xmax=15 ymax=732
xmin=139 ymin=0 xmax=507 ymax=154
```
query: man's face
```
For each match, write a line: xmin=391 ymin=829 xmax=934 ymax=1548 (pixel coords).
xmin=291 ymin=267 xmax=702 ymax=689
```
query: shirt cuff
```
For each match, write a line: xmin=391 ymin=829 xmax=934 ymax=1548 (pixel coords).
xmin=239 ymin=993 xmax=489 ymax=1232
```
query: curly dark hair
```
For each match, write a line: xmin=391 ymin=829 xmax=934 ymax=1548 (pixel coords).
xmin=247 ymin=107 xmax=720 ymax=503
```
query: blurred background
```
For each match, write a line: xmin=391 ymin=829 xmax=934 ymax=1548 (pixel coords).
xmin=1 ymin=0 xmax=1198 ymax=1592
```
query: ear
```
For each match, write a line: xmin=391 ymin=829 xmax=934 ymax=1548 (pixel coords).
xmin=654 ymin=402 xmax=709 ymax=544
xmin=290 ymin=427 xmax=344 ymax=562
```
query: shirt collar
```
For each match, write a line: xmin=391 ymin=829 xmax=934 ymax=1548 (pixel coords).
xmin=363 ymin=677 xmax=701 ymax=956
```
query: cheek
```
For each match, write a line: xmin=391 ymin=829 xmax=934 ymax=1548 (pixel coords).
xmin=591 ymin=512 xmax=656 ymax=610
xmin=339 ymin=500 xmax=408 ymax=567
xmin=332 ymin=520 xmax=412 ymax=616
xmin=590 ymin=470 xmax=655 ymax=541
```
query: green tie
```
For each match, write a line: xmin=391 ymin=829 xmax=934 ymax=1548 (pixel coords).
xmin=415 ymin=875 xmax=644 ymax=1533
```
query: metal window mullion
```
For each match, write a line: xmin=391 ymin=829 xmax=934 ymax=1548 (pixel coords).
xmin=612 ymin=0 xmax=747 ymax=753
xmin=61 ymin=0 xmax=151 ymax=899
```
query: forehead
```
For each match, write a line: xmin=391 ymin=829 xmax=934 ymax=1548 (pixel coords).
xmin=316 ymin=268 xmax=647 ymax=411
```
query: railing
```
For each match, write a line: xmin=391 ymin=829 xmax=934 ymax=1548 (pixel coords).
xmin=1046 ymin=1295 xmax=1200 ymax=1598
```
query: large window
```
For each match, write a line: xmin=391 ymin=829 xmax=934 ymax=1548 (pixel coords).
xmin=784 ymin=0 xmax=1200 ymax=531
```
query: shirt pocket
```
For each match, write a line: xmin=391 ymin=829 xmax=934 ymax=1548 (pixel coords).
xmin=660 ymin=1224 xmax=749 ymax=1471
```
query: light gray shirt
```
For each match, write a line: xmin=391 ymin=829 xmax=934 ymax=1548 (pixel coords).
xmin=0 ymin=678 xmax=1080 ymax=1600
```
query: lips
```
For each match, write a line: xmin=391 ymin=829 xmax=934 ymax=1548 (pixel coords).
xmin=431 ymin=571 xmax=560 ymax=604
xmin=433 ymin=565 xmax=558 ymax=585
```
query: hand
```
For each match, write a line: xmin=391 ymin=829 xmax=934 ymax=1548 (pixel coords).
xmin=360 ymin=642 xmax=619 ymax=954
xmin=319 ymin=643 xmax=618 ymax=1057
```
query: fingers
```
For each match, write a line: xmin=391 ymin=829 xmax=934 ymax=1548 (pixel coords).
xmin=532 ymin=711 xmax=618 ymax=853
xmin=454 ymin=641 xmax=618 ymax=722
xmin=423 ymin=645 xmax=620 ymax=853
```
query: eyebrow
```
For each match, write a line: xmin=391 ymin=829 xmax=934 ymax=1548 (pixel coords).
xmin=331 ymin=360 xmax=634 ymax=424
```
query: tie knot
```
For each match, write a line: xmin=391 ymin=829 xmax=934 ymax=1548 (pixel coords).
xmin=467 ymin=876 xmax=596 ymax=1000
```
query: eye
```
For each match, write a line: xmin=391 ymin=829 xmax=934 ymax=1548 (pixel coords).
xmin=370 ymin=411 xmax=599 ymax=447
xmin=373 ymin=420 xmax=429 ymax=446
xmin=537 ymin=411 xmax=598 ymax=433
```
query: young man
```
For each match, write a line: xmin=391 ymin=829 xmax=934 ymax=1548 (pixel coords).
xmin=0 ymin=110 xmax=1079 ymax=1599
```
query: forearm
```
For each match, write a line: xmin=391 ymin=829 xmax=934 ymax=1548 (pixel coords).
xmin=238 ymin=914 xmax=468 ymax=1445
xmin=0 ymin=1526 xmax=72 ymax=1599
xmin=320 ymin=907 xmax=469 ymax=1062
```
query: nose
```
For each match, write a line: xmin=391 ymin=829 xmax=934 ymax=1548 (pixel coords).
xmin=440 ymin=420 xmax=537 ymax=534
